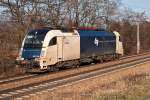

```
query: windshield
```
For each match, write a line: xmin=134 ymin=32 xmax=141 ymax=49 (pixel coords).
xmin=24 ymin=29 xmax=49 ymax=48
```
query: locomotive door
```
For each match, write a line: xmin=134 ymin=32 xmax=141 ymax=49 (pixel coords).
xmin=57 ymin=36 xmax=63 ymax=62
xmin=46 ymin=37 xmax=57 ymax=65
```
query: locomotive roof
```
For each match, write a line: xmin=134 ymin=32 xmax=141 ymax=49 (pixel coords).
xmin=78 ymin=30 xmax=115 ymax=37
xmin=28 ymin=27 xmax=115 ymax=37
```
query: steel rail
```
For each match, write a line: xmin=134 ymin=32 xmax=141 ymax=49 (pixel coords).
xmin=0 ymin=74 xmax=38 ymax=84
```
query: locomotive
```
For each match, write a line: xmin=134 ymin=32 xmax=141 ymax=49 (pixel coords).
xmin=16 ymin=27 xmax=123 ymax=72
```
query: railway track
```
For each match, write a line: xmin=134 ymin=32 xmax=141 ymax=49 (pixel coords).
xmin=0 ymin=74 xmax=38 ymax=84
xmin=121 ymin=51 xmax=150 ymax=59
xmin=0 ymin=53 xmax=150 ymax=99
xmin=0 ymin=51 xmax=150 ymax=85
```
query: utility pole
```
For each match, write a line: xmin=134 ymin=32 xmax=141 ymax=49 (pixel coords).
xmin=136 ymin=22 xmax=140 ymax=54
xmin=105 ymin=0 xmax=109 ymax=29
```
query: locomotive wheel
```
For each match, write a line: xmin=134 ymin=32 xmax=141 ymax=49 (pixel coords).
xmin=48 ymin=66 xmax=59 ymax=72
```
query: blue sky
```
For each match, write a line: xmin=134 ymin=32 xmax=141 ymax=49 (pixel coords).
xmin=122 ymin=0 xmax=150 ymax=16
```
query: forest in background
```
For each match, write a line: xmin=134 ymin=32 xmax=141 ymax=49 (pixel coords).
xmin=0 ymin=0 xmax=150 ymax=77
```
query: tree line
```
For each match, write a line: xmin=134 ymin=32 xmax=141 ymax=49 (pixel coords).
xmin=0 ymin=0 xmax=120 ymax=29
xmin=0 ymin=0 xmax=150 ymax=55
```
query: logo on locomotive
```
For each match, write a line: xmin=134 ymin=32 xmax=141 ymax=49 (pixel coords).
xmin=94 ymin=37 xmax=99 ymax=46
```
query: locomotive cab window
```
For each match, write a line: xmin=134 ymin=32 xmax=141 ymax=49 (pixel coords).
xmin=119 ymin=36 xmax=121 ymax=41
xmin=49 ymin=37 xmax=57 ymax=46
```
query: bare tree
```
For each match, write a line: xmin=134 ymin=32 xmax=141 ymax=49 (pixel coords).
xmin=0 ymin=0 xmax=120 ymax=29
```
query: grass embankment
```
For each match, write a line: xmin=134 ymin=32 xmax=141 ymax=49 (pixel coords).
xmin=94 ymin=74 xmax=150 ymax=100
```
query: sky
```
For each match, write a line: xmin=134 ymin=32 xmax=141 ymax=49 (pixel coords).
xmin=122 ymin=0 xmax=150 ymax=17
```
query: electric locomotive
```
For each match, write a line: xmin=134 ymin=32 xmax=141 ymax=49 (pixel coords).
xmin=16 ymin=27 xmax=123 ymax=72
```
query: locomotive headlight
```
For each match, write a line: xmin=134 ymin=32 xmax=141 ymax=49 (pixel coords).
xmin=16 ymin=57 xmax=24 ymax=61
xmin=34 ymin=57 xmax=40 ymax=61
xmin=41 ymin=50 xmax=45 ymax=57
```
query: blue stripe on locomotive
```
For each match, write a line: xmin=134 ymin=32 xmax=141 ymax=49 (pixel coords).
xmin=78 ymin=30 xmax=116 ymax=58
xmin=22 ymin=48 xmax=41 ymax=60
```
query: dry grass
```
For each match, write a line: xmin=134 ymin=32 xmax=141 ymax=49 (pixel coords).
xmin=94 ymin=75 xmax=150 ymax=100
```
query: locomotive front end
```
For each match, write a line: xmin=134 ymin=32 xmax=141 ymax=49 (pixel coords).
xmin=16 ymin=29 xmax=49 ymax=72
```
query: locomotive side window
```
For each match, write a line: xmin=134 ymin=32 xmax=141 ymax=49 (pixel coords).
xmin=49 ymin=37 xmax=57 ymax=46
xmin=119 ymin=36 xmax=121 ymax=41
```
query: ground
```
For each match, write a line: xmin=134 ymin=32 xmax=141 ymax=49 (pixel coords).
xmin=94 ymin=75 xmax=150 ymax=100
xmin=22 ymin=61 xmax=150 ymax=100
